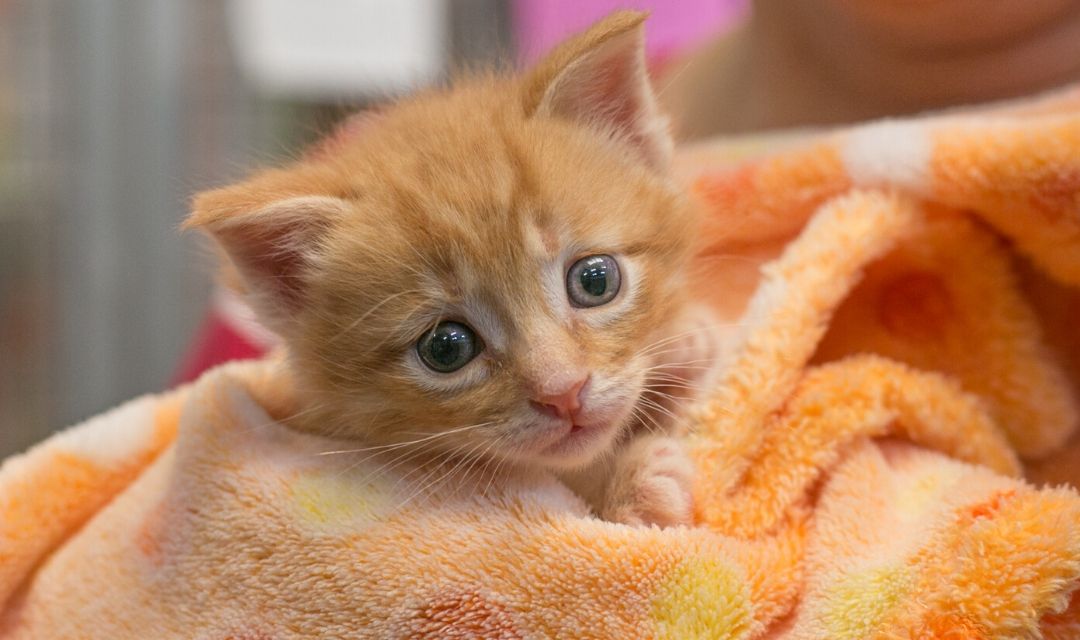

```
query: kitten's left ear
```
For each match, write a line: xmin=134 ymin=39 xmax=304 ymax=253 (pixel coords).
xmin=184 ymin=170 xmax=350 ymax=334
xmin=522 ymin=10 xmax=672 ymax=172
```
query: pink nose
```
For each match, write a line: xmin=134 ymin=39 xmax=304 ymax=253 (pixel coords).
xmin=530 ymin=377 xmax=588 ymax=420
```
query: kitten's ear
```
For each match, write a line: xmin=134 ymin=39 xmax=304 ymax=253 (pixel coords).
xmin=522 ymin=10 xmax=672 ymax=172
xmin=185 ymin=180 xmax=349 ymax=333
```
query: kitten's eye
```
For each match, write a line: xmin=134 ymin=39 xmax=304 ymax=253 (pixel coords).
xmin=567 ymin=254 xmax=621 ymax=308
xmin=417 ymin=321 xmax=481 ymax=373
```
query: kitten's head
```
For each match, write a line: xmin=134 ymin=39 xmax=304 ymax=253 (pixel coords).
xmin=187 ymin=11 xmax=697 ymax=470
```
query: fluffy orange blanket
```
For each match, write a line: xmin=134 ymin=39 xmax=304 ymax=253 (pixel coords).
xmin=2 ymin=88 xmax=1079 ymax=638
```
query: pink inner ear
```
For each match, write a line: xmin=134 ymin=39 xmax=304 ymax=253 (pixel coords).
xmin=590 ymin=51 xmax=655 ymax=158
xmin=566 ymin=47 xmax=642 ymax=133
xmin=541 ymin=31 xmax=671 ymax=171
xmin=222 ymin=220 xmax=312 ymax=312
xmin=208 ymin=196 xmax=348 ymax=321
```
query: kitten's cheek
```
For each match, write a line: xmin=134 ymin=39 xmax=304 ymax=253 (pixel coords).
xmin=571 ymin=387 xmax=641 ymax=445
xmin=583 ymin=375 xmax=644 ymax=419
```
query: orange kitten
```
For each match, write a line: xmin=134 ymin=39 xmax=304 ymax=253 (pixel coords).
xmin=186 ymin=11 xmax=710 ymax=526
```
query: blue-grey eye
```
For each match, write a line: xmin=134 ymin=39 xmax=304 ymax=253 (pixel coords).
xmin=567 ymin=254 xmax=621 ymax=308
xmin=417 ymin=321 xmax=481 ymax=373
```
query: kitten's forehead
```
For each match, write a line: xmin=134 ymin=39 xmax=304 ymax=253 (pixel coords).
xmin=447 ymin=215 xmax=557 ymax=305
xmin=322 ymin=96 xmax=690 ymax=346
xmin=524 ymin=218 xmax=561 ymax=258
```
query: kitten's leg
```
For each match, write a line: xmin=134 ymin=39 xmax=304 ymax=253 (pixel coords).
xmin=599 ymin=433 xmax=694 ymax=527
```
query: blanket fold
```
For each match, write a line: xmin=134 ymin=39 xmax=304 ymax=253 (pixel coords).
xmin=4 ymin=87 xmax=1080 ymax=639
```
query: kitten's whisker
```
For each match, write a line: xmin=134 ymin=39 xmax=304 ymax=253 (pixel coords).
xmin=300 ymin=350 xmax=384 ymax=387
xmin=435 ymin=437 xmax=496 ymax=499
xmin=636 ymin=345 xmax=701 ymax=359
xmin=654 ymin=57 xmax=694 ymax=100
xmin=397 ymin=437 xmax=492 ymax=509
xmin=238 ymin=399 xmax=331 ymax=436
xmin=635 ymin=341 xmax=721 ymax=362
xmin=350 ymin=426 xmax=461 ymax=484
xmin=351 ymin=421 xmax=495 ymax=485
xmin=642 ymin=386 xmax=693 ymax=404
xmin=633 ymin=331 xmax=700 ymax=359
xmin=317 ymin=421 xmax=493 ymax=456
xmin=644 ymin=375 xmax=695 ymax=390
xmin=638 ymin=396 xmax=688 ymax=430
xmin=335 ymin=440 xmax=444 ymax=474
xmin=481 ymin=444 xmax=515 ymax=499
xmin=399 ymin=454 xmax=465 ymax=508
xmin=642 ymin=373 xmax=696 ymax=386
xmin=339 ymin=439 xmax=430 ymax=482
xmin=403 ymin=241 xmax=440 ymax=279
xmin=635 ymin=338 xmax=722 ymax=360
xmin=644 ymin=368 xmax=694 ymax=378
xmin=629 ymin=406 xmax=653 ymax=435
xmin=629 ymin=405 xmax=662 ymax=436
xmin=386 ymin=441 xmax=463 ymax=497
xmin=689 ymin=253 xmax=769 ymax=267
xmin=633 ymin=320 xmax=742 ymax=359
xmin=483 ymin=433 xmax=527 ymax=500
xmin=324 ymin=431 xmax=464 ymax=472
xmin=326 ymin=289 xmax=425 ymax=344
xmin=453 ymin=435 xmax=507 ymax=498
xmin=642 ymin=395 xmax=694 ymax=424
xmin=642 ymin=361 xmax=716 ymax=371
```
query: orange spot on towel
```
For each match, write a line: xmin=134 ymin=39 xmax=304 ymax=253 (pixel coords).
xmin=0 ymin=452 xmax=105 ymax=563
xmin=409 ymin=588 xmax=521 ymax=639
xmin=694 ymin=164 xmax=758 ymax=206
xmin=1028 ymin=169 xmax=1080 ymax=220
xmin=223 ymin=630 xmax=274 ymax=640
xmin=151 ymin=396 xmax=182 ymax=449
xmin=878 ymin=271 xmax=954 ymax=340
xmin=134 ymin=500 xmax=169 ymax=565
xmin=912 ymin=612 xmax=988 ymax=639
xmin=1041 ymin=589 xmax=1080 ymax=637
xmin=963 ymin=490 xmax=1017 ymax=521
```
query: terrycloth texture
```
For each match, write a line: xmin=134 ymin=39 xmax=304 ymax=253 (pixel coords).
xmin=4 ymin=89 xmax=1080 ymax=639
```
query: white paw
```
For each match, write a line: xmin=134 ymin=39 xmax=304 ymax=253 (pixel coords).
xmin=604 ymin=437 xmax=694 ymax=528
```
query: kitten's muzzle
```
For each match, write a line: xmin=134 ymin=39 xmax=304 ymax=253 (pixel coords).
xmin=528 ymin=375 xmax=589 ymax=421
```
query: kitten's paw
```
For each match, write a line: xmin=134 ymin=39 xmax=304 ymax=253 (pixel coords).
xmin=603 ymin=436 xmax=694 ymax=528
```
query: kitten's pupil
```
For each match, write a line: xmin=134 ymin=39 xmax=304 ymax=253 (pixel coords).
xmin=580 ymin=263 xmax=609 ymax=297
xmin=567 ymin=255 xmax=621 ymax=308
xmin=418 ymin=321 xmax=480 ymax=373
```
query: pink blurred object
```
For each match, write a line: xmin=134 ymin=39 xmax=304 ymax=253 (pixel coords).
xmin=513 ymin=0 xmax=747 ymax=65
xmin=172 ymin=289 xmax=278 ymax=386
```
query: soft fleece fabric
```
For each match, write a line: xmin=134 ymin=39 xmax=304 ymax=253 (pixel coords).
xmin=3 ymin=88 xmax=1080 ymax=639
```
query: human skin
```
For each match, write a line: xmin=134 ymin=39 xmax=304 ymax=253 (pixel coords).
xmin=660 ymin=0 xmax=1080 ymax=138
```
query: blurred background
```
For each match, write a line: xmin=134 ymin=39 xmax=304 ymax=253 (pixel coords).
xmin=0 ymin=0 xmax=746 ymax=456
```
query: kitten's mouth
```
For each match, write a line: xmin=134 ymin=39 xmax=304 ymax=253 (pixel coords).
xmin=527 ymin=391 xmax=641 ymax=467
xmin=543 ymin=423 xmax=597 ymax=453
xmin=536 ymin=418 xmax=618 ymax=463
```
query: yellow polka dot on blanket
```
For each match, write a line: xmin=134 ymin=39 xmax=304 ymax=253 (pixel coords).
xmin=893 ymin=463 xmax=965 ymax=523
xmin=289 ymin=470 xmax=389 ymax=528
xmin=650 ymin=557 xmax=752 ymax=640
xmin=823 ymin=565 xmax=913 ymax=639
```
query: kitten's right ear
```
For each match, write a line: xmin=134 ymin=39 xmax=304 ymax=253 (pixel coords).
xmin=185 ymin=180 xmax=349 ymax=334
xmin=521 ymin=10 xmax=672 ymax=172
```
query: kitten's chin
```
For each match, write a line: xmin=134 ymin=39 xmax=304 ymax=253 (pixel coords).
xmin=523 ymin=416 xmax=628 ymax=471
